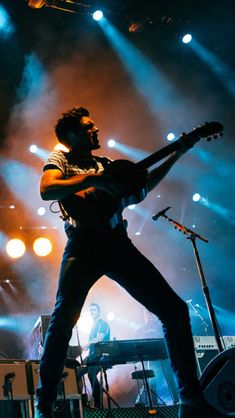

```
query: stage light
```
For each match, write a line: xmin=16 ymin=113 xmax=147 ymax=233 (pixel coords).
xmin=0 ymin=4 xmax=14 ymax=38
xmin=92 ymin=10 xmax=103 ymax=21
xmin=182 ymin=34 xmax=192 ymax=44
xmin=27 ymin=0 xmax=91 ymax=14
xmin=192 ymin=193 xmax=201 ymax=202
xmin=29 ymin=144 xmax=38 ymax=153
xmin=37 ymin=207 xmax=46 ymax=216
xmin=33 ymin=237 xmax=52 ymax=257
xmin=77 ymin=312 xmax=92 ymax=333
xmin=28 ymin=0 xmax=46 ymax=8
xmin=6 ymin=239 xmax=26 ymax=259
xmin=107 ymin=139 xmax=116 ymax=148
xmin=28 ymin=144 xmax=50 ymax=160
xmin=167 ymin=132 xmax=175 ymax=141
xmin=107 ymin=312 xmax=115 ymax=321
xmin=128 ymin=21 xmax=144 ymax=33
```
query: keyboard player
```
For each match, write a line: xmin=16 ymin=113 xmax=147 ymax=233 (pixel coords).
xmin=82 ymin=303 xmax=110 ymax=408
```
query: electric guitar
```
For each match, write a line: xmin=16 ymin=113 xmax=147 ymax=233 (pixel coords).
xmin=60 ymin=122 xmax=223 ymax=228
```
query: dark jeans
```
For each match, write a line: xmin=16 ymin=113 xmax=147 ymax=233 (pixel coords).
xmin=36 ymin=222 xmax=202 ymax=407
xmin=87 ymin=365 xmax=102 ymax=407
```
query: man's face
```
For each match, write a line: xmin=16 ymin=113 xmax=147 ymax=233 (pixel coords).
xmin=68 ymin=116 xmax=100 ymax=152
xmin=89 ymin=305 xmax=100 ymax=320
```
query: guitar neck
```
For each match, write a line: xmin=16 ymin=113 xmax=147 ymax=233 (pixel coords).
xmin=136 ymin=134 xmax=197 ymax=170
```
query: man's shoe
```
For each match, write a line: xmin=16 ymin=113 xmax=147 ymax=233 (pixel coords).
xmin=178 ymin=399 xmax=226 ymax=418
xmin=34 ymin=405 xmax=54 ymax=418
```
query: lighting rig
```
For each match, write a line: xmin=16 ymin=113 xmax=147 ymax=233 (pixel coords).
xmin=27 ymin=0 xmax=91 ymax=14
xmin=26 ymin=0 xmax=186 ymax=34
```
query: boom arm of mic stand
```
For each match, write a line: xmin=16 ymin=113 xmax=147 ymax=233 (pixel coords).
xmin=161 ymin=214 xmax=208 ymax=243
xmin=158 ymin=213 xmax=224 ymax=353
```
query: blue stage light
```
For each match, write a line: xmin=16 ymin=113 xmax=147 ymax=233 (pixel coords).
xmin=192 ymin=193 xmax=201 ymax=202
xmin=189 ymin=39 xmax=235 ymax=98
xmin=0 ymin=4 xmax=14 ymax=38
xmin=29 ymin=144 xmax=38 ymax=153
xmin=182 ymin=34 xmax=192 ymax=44
xmin=92 ymin=10 xmax=103 ymax=21
xmin=107 ymin=139 xmax=116 ymax=148
xmin=167 ymin=132 xmax=175 ymax=141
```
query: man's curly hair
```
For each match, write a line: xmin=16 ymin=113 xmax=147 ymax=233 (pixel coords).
xmin=55 ymin=107 xmax=90 ymax=146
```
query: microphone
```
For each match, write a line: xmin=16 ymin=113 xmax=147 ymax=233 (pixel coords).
xmin=152 ymin=206 xmax=171 ymax=221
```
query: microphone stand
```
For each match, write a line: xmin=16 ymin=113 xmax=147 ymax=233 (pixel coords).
xmin=3 ymin=374 xmax=15 ymax=401
xmin=187 ymin=300 xmax=209 ymax=334
xmin=155 ymin=212 xmax=224 ymax=353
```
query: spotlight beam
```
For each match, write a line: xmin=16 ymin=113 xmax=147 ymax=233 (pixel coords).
xmin=188 ymin=39 xmax=235 ymax=97
xmin=97 ymin=18 xmax=181 ymax=119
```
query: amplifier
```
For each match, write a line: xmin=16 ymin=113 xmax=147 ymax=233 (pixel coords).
xmin=29 ymin=315 xmax=51 ymax=359
xmin=29 ymin=315 xmax=81 ymax=360
xmin=193 ymin=336 xmax=219 ymax=350
xmin=0 ymin=360 xmax=29 ymax=400
xmin=83 ymin=405 xmax=178 ymax=418
xmin=193 ymin=336 xmax=235 ymax=376
xmin=0 ymin=360 xmax=82 ymax=401
xmin=193 ymin=336 xmax=218 ymax=376
xmin=29 ymin=360 xmax=82 ymax=399
xmin=195 ymin=349 xmax=218 ymax=376
xmin=222 ymin=335 xmax=235 ymax=349
xmin=193 ymin=335 xmax=235 ymax=350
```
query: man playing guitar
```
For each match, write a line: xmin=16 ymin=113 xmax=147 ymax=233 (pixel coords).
xmin=35 ymin=106 xmax=224 ymax=418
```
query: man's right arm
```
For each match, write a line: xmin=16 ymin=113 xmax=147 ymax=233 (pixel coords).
xmin=40 ymin=168 xmax=123 ymax=201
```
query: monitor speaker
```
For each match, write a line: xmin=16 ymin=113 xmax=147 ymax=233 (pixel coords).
xmin=200 ymin=347 xmax=235 ymax=416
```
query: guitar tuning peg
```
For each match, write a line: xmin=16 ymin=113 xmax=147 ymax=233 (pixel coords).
xmin=220 ymin=132 xmax=224 ymax=137
xmin=213 ymin=134 xmax=218 ymax=139
xmin=207 ymin=136 xmax=212 ymax=142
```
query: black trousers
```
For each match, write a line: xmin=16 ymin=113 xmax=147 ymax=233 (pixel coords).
xmin=36 ymin=223 xmax=202 ymax=408
xmin=87 ymin=365 xmax=102 ymax=407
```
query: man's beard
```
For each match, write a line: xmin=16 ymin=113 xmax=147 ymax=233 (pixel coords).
xmin=90 ymin=135 xmax=100 ymax=150
xmin=91 ymin=142 xmax=101 ymax=150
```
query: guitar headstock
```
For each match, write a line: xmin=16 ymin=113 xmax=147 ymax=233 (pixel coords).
xmin=188 ymin=121 xmax=224 ymax=142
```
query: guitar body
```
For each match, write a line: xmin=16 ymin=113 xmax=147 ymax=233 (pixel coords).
xmin=60 ymin=122 xmax=223 ymax=227
xmin=61 ymin=159 xmax=147 ymax=226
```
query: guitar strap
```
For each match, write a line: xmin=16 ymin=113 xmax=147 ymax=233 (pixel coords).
xmin=58 ymin=200 xmax=72 ymax=223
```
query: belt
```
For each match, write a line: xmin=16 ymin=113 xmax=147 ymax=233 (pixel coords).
xmin=67 ymin=216 xmax=127 ymax=231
